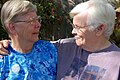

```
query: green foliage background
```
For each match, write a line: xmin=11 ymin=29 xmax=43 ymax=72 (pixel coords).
xmin=0 ymin=0 xmax=120 ymax=47
xmin=34 ymin=0 xmax=73 ymax=40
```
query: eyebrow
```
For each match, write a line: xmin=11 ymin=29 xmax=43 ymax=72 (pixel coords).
xmin=13 ymin=16 xmax=39 ymax=23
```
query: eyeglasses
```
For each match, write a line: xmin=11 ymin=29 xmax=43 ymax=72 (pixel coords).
xmin=13 ymin=16 xmax=42 ymax=24
xmin=72 ymin=24 xmax=86 ymax=30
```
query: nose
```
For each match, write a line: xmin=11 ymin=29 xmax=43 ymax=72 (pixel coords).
xmin=72 ymin=28 xmax=77 ymax=35
xmin=35 ymin=20 xmax=41 ymax=28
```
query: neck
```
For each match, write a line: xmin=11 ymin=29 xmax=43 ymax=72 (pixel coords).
xmin=83 ymin=38 xmax=111 ymax=52
xmin=11 ymin=38 xmax=34 ymax=53
xmin=93 ymin=40 xmax=111 ymax=52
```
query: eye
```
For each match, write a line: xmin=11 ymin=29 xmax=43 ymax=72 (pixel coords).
xmin=29 ymin=16 xmax=42 ymax=23
xmin=72 ymin=24 xmax=80 ymax=29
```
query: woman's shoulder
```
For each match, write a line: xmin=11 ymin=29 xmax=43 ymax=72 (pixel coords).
xmin=35 ymin=40 xmax=54 ymax=46
xmin=57 ymin=38 xmax=75 ymax=44
xmin=34 ymin=40 xmax=57 ymax=50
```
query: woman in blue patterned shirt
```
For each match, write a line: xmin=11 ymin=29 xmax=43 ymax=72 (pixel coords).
xmin=0 ymin=0 xmax=57 ymax=80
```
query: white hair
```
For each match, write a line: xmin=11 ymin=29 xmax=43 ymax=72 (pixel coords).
xmin=70 ymin=0 xmax=116 ymax=38
xmin=69 ymin=1 xmax=90 ymax=18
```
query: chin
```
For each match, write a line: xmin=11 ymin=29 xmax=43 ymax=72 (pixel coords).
xmin=75 ymin=40 xmax=82 ymax=46
xmin=34 ymin=38 xmax=39 ymax=42
xmin=31 ymin=37 xmax=39 ymax=43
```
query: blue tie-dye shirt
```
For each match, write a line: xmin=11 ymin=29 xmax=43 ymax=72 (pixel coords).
xmin=0 ymin=40 xmax=57 ymax=80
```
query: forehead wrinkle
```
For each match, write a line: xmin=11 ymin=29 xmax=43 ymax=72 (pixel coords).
xmin=15 ymin=11 xmax=36 ymax=21
xmin=73 ymin=11 xmax=88 ymax=27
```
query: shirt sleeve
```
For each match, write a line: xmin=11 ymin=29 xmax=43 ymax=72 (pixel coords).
xmin=0 ymin=57 xmax=5 ymax=79
xmin=51 ymin=38 xmax=75 ymax=49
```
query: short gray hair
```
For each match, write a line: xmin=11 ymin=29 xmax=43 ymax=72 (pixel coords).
xmin=1 ymin=0 xmax=37 ymax=33
xmin=70 ymin=0 xmax=116 ymax=39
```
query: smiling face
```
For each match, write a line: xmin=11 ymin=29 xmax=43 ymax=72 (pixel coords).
xmin=11 ymin=11 xmax=41 ymax=43
xmin=72 ymin=13 xmax=97 ymax=50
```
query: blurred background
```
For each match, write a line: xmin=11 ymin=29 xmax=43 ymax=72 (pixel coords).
xmin=0 ymin=0 xmax=120 ymax=47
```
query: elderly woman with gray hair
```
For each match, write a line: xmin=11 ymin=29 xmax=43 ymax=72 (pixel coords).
xmin=0 ymin=0 xmax=57 ymax=80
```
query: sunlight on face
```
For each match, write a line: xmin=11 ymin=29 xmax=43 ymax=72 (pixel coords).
xmin=72 ymin=13 xmax=96 ymax=49
xmin=13 ymin=11 xmax=41 ymax=43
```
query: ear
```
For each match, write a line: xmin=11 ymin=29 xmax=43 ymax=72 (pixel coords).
xmin=95 ymin=24 xmax=106 ymax=36
xmin=7 ymin=22 xmax=16 ymax=34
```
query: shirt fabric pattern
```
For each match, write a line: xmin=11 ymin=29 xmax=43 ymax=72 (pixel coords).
xmin=0 ymin=40 xmax=57 ymax=80
xmin=79 ymin=65 xmax=106 ymax=80
xmin=54 ymin=38 xmax=120 ymax=80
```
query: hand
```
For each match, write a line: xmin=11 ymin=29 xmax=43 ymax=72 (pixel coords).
xmin=0 ymin=40 xmax=10 ymax=58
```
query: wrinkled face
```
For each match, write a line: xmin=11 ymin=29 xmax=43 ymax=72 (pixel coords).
xmin=12 ymin=11 xmax=41 ymax=43
xmin=72 ymin=13 xmax=96 ymax=49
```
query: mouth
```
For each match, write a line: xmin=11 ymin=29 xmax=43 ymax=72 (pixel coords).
xmin=74 ymin=36 xmax=81 ymax=39
xmin=32 ymin=32 xmax=39 ymax=35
